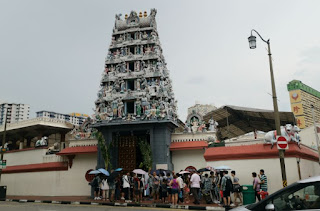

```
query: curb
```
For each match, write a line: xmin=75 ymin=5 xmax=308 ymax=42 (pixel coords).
xmin=4 ymin=198 xmax=225 ymax=210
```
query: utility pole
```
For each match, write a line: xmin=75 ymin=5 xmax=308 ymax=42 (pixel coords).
xmin=311 ymin=105 xmax=320 ymax=165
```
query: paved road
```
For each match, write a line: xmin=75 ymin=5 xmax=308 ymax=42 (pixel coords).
xmin=0 ymin=201 xmax=182 ymax=211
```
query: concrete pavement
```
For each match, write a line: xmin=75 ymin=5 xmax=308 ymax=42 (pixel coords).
xmin=4 ymin=195 xmax=226 ymax=210
xmin=0 ymin=201 xmax=226 ymax=211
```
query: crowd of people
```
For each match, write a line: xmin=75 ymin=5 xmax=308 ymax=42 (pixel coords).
xmin=89 ymin=168 xmax=268 ymax=208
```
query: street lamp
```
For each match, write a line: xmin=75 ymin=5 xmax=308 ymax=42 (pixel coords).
xmin=248 ymin=35 xmax=257 ymax=49
xmin=248 ymin=29 xmax=288 ymax=187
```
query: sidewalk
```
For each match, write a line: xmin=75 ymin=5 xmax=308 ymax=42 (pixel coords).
xmin=5 ymin=195 xmax=226 ymax=210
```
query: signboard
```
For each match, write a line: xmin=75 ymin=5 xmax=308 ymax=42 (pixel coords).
xmin=0 ymin=160 xmax=7 ymax=169
xmin=296 ymin=116 xmax=306 ymax=129
xmin=156 ymin=164 xmax=168 ymax=170
xmin=291 ymin=103 xmax=304 ymax=116
xmin=277 ymin=136 xmax=288 ymax=150
xmin=289 ymin=90 xmax=302 ymax=103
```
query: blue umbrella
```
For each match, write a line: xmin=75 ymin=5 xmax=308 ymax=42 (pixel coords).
xmin=115 ymin=168 xmax=123 ymax=172
xmin=98 ymin=168 xmax=110 ymax=176
xmin=89 ymin=170 xmax=101 ymax=175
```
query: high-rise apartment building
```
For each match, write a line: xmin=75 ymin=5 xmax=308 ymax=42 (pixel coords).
xmin=0 ymin=103 xmax=30 ymax=125
xmin=36 ymin=111 xmax=88 ymax=126
xmin=287 ymin=80 xmax=320 ymax=129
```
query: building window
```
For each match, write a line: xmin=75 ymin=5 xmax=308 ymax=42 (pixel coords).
xmin=127 ymin=80 xmax=134 ymax=91
xmin=126 ymin=101 xmax=134 ymax=114
xmin=129 ymin=62 xmax=134 ymax=71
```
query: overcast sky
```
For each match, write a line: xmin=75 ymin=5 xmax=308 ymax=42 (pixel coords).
xmin=1 ymin=0 xmax=320 ymax=121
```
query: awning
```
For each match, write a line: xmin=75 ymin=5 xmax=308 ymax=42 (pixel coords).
xmin=170 ymin=141 xmax=208 ymax=151
xmin=57 ymin=146 xmax=97 ymax=156
xmin=203 ymin=105 xmax=295 ymax=140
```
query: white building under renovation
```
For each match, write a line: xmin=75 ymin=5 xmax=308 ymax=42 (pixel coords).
xmin=0 ymin=102 xmax=30 ymax=125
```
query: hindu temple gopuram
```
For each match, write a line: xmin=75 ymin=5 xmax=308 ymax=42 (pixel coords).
xmin=93 ymin=9 xmax=178 ymax=172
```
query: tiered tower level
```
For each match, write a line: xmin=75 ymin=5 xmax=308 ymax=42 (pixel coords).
xmin=94 ymin=9 xmax=177 ymax=123
xmin=287 ymin=80 xmax=320 ymax=129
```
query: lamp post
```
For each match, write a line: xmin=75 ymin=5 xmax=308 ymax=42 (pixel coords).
xmin=248 ymin=29 xmax=288 ymax=187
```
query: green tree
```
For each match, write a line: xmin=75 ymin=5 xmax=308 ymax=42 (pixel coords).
xmin=138 ymin=138 xmax=152 ymax=171
xmin=97 ymin=132 xmax=112 ymax=170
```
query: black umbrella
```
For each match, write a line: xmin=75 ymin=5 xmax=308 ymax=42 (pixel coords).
xmin=109 ymin=171 xmax=120 ymax=181
xmin=198 ymin=168 xmax=211 ymax=172
xmin=152 ymin=169 xmax=172 ymax=176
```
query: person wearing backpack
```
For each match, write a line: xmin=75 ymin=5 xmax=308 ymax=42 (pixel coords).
xmin=221 ymin=171 xmax=232 ymax=207
xmin=160 ymin=178 xmax=168 ymax=203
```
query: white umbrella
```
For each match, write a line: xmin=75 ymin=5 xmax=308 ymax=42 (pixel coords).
xmin=132 ymin=169 xmax=147 ymax=175
xmin=215 ymin=165 xmax=231 ymax=170
xmin=179 ymin=170 xmax=191 ymax=174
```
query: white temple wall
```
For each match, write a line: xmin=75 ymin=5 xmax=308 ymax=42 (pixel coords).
xmin=206 ymin=157 xmax=319 ymax=194
xmin=1 ymin=154 xmax=96 ymax=196
xmin=172 ymin=149 xmax=207 ymax=172
xmin=3 ymin=149 xmax=48 ymax=166
xmin=299 ymin=124 xmax=320 ymax=149
xmin=299 ymin=158 xmax=320 ymax=179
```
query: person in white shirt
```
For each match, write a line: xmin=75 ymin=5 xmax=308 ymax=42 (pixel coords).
xmin=190 ymin=171 xmax=201 ymax=204
xmin=122 ymin=172 xmax=131 ymax=200
xmin=101 ymin=177 xmax=109 ymax=201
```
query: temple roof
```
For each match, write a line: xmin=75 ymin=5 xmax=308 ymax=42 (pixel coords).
xmin=114 ymin=9 xmax=157 ymax=31
xmin=203 ymin=105 xmax=295 ymax=140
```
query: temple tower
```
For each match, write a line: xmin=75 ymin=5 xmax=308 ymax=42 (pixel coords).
xmin=94 ymin=9 xmax=178 ymax=171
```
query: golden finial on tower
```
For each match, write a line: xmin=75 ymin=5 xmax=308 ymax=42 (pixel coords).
xmin=139 ymin=12 xmax=143 ymax=18
xmin=144 ymin=11 xmax=147 ymax=17
xmin=125 ymin=14 xmax=128 ymax=19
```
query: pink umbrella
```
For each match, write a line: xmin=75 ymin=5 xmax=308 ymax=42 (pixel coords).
xmin=132 ymin=169 xmax=147 ymax=175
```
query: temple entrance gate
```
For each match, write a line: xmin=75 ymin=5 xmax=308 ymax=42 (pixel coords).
xmin=118 ymin=136 xmax=137 ymax=173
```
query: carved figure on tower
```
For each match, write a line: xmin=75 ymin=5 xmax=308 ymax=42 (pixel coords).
xmin=94 ymin=9 xmax=177 ymax=123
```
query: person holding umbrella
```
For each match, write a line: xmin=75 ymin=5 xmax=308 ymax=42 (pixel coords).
xmin=92 ymin=174 xmax=102 ymax=200
xmin=101 ymin=176 xmax=109 ymax=201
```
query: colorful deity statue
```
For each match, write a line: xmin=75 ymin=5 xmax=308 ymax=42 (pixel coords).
xmin=136 ymin=99 xmax=142 ymax=117
xmin=112 ymin=98 xmax=118 ymax=117
xmin=118 ymin=100 xmax=124 ymax=118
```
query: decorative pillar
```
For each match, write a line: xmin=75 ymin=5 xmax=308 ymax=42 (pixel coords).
xmin=60 ymin=132 xmax=66 ymax=150
xmin=19 ymin=140 xmax=24 ymax=150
